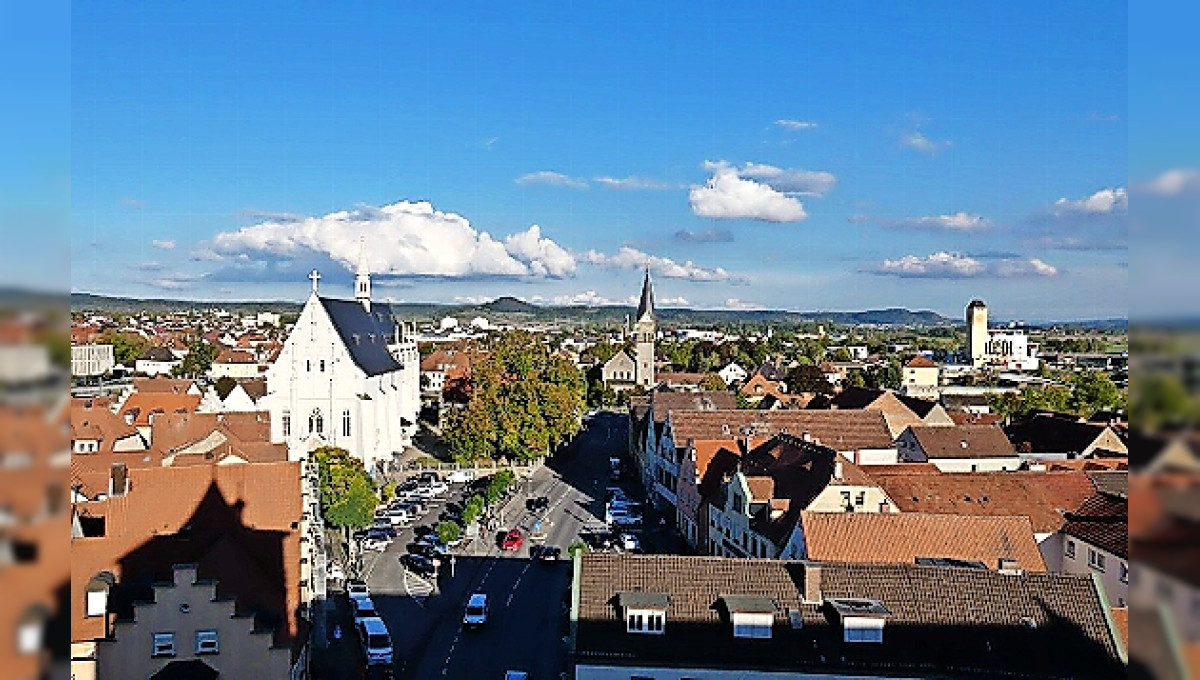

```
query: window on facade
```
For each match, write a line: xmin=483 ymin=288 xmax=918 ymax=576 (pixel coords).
xmin=855 ymin=492 xmax=865 ymax=506
xmin=309 ymin=409 xmax=324 ymax=436
xmin=1088 ymin=549 xmax=1106 ymax=572
xmin=342 ymin=410 xmax=352 ymax=438
xmin=627 ymin=611 xmax=665 ymax=634
xmin=1065 ymin=540 xmax=1076 ymax=558
xmin=306 ymin=359 xmax=311 ymax=372
xmin=85 ymin=574 xmax=111 ymax=617
xmin=282 ymin=411 xmax=291 ymax=437
xmin=152 ymin=632 xmax=176 ymax=657
xmin=195 ymin=629 xmax=219 ymax=655
xmin=844 ymin=623 xmax=884 ymax=643
xmin=1120 ymin=562 xmax=1129 ymax=584
xmin=319 ymin=359 xmax=326 ymax=372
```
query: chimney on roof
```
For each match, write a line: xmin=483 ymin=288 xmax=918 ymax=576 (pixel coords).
xmin=802 ymin=431 xmax=812 ymax=443
xmin=803 ymin=564 xmax=823 ymax=604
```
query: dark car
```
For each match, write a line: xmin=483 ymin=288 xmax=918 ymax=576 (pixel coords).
xmin=526 ymin=496 xmax=550 ymax=512
xmin=366 ymin=526 xmax=396 ymax=540
xmin=531 ymin=545 xmax=561 ymax=562
xmin=398 ymin=480 xmax=419 ymax=493
xmin=400 ymin=553 xmax=436 ymax=577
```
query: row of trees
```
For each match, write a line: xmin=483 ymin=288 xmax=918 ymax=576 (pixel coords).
xmin=987 ymin=371 xmax=1125 ymax=420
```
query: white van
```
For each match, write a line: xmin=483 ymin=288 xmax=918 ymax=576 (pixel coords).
xmin=463 ymin=592 xmax=488 ymax=628
xmin=357 ymin=616 xmax=394 ymax=666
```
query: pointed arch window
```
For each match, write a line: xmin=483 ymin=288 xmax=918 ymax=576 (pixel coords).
xmin=309 ymin=409 xmax=324 ymax=436
xmin=342 ymin=410 xmax=352 ymax=438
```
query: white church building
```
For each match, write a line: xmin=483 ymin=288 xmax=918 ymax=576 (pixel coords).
xmin=265 ymin=251 xmax=420 ymax=474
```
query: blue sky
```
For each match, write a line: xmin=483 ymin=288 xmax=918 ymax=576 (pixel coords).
xmin=71 ymin=1 xmax=1130 ymax=320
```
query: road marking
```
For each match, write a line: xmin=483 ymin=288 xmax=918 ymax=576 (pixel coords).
xmin=506 ymin=561 xmax=532 ymax=607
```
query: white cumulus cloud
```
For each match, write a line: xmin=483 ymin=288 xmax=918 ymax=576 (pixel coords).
xmin=1051 ymin=187 xmax=1127 ymax=215
xmin=901 ymin=131 xmax=951 ymax=155
xmin=583 ymin=246 xmax=736 ymax=282
xmin=875 ymin=252 xmax=1058 ymax=279
xmin=724 ymin=298 xmax=765 ymax=311
xmin=551 ymin=290 xmax=626 ymax=307
xmin=515 ymin=171 xmax=588 ymax=188
xmin=689 ymin=161 xmax=812 ymax=222
xmin=209 ymin=200 xmax=577 ymax=279
xmin=151 ymin=239 xmax=177 ymax=250
xmin=658 ymin=296 xmax=689 ymax=307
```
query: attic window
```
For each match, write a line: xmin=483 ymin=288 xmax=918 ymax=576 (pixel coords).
xmin=619 ymin=592 xmax=668 ymax=636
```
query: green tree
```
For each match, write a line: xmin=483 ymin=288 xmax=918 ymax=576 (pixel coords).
xmin=175 ymin=338 xmax=218 ymax=377
xmin=462 ymin=494 xmax=485 ymax=526
xmin=379 ymin=479 xmax=398 ymax=503
xmin=311 ymin=447 xmax=377 ymax=533
xmin=1131 ymin=373 xmax=1194 ymax=429
xmin=444 ymin=332 xmax=586 ymax=464
xmin=845 ymin=369 xmax=867 ymax=388
xmin=100 ymin=330 xmax=149 ymax=366
xmin=787 ymin=364 xmax=832 ymax=394
xmin=436 ymin=520 xmax=463 ymax=544
xmin=699 ymin=373 xmax=727 ymax=391
xmin=568 ymin=539 xmax=589 ymax=557
xmin=1070 ymin=371 xmax=1123 ymax=415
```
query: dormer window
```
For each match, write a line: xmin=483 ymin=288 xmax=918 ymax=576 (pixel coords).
xmin=618 ymin=592 xmax=668 ymax=635
xmin=722 ymin=594 xmax=776 ymax=639
xmin=828 ymin=598 xmax=890 ymax=644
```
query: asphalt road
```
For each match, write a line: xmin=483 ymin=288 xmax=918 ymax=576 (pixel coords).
xmin=332 ymin=411 xmax=628 ymax=680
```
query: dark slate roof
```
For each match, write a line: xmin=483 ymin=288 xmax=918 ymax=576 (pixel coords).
xmin=1005 ymin=413 xmax=1110 ymax=454
xmin=636 ymin=269 xmax=654 ymax=321
xmin=1087 ymin=470 xmax=1129 ymax=498
xmin=318 ymin=298 xmax=403 ymax=377
xmin=1061 ymin=493 xmax=1129 ymax=559
xmin=574 ymin=553 xmax=1125 ymax=679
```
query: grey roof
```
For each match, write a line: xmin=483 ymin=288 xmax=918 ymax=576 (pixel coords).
xmin=618 ymin=591 xmax=669 ymax=609
xmin=318 ymin=298 xmax=404 ymax=377
xmin=636 ymin=269 xmax=654 ymax=321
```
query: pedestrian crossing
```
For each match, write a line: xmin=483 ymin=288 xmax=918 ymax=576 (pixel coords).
xmin=403 ymin=568 xmax=435 ymax=605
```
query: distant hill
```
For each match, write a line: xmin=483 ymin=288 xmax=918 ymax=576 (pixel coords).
xmin=70 ymin=292 xmax=969 ymax=328
xmin=483 ymin=296 xmax=537 ymax=314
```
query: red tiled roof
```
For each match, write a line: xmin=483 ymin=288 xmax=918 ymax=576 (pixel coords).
xmin=118 ymin=392 xmax=201 ymax=427
xmin=670 ymin=409 xmax=894 ymax=452
xmin=800 ymin=511 xmax=1046 ymax=571
xmin=905 ymin=356 xmax=938 ymax=368
xmin=905 ymin=424 xmax=1017 ymax=459
xmin=873 ymin=470 xmax=1098 ymax=533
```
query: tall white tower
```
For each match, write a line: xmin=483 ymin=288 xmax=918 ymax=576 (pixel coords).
xmin=634 ymin=269 xmax=656 ymax=388
xmin=355 ymin=238 xmax=371 ymax=312
xmin=966 ymin=299 xmax=988 ymax=367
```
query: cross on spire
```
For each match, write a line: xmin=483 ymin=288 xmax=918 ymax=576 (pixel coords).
xmin=309 ymin=269 xmax=321 ymax=293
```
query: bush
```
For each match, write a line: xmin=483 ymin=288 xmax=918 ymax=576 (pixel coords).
xmin=436 ymin=520 xmax=462 ymax=544
xmin=568 ymin=539 xmax=588 ymax=557
xmin=379 ymin=480 xmax=397 ymax=503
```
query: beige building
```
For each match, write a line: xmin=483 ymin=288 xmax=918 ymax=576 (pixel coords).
xmin=97 ymin=564 xmax=292 ymax=678
xmin=966 ymin=299 xmax=988 ymax=367
xmin=899 ymin=356 xmax=939 ymax=398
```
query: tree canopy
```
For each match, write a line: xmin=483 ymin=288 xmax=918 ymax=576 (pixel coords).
xmin=444 ymin=333 xmax=585 ymax=464
xmin=311 ymin=446 xmax=377 ymax=530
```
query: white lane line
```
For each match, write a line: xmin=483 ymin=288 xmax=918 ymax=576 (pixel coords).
xmin=506 ymin=561 xmax=532 ymax=607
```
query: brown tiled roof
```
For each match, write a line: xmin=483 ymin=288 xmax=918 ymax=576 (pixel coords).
xmin=150 ymin=411 xmax=286 ymax=465
xmin=71 ymin=462 xmax=304 ymax=654
xmin=118 ymin=392 xmax=201 ymax=427
xmin=800 ymin=511 xmax=1046 ymax=571
xmin=1087 ymin=470 xmax=1129 ymax=498
xmin=575 ymin=553 xmax=1123 ymax=678
xmin=237 ymin=377 xmax=268 ymax=401
xmin=652 ymin=391 xmax=736 ymax=424
xmin=1005 ymin=413 xmax=1113 ymax=454
xmin=905 ymin=424 xmax=1017 ymax=459
xmin=1062 ymin=493 xmax=1128 ymax=558
xmin=656 ymin=372 xmax=709 ymax=385
xmin=872 ymin=471 xmax=1097 ymax=533
xmin=214 ymin=348 xmax=255 ymax=364
xmin=669 ymin=409 xmax=894 ymax=452
xmin=949 ymin=411 xmax=1004 ymax=426
xmin=71 ymin=396 xmax=142 ymax=447
xmin=905 ymin=356 xmax=938 ymax=368
xmin=745 ymin=476 xmax=775 ymax=501
xmin=131 ymin=377 xmax=197 ymax=394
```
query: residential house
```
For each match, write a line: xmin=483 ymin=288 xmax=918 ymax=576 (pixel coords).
xmin=899 ymin=355 xmax=939 ymax=398
xmin=570 ymin=553 xmax=1126 ymax=679
xmin=793 ymin=511 xmax=1046 ymax=572
xmin=1047 ymin=489 xmax=1129 ymax=607
xmin=654 ymin=372 xmax=709 ymax=392
xmin=198 ymin=377 xmax=268 ymax=414
xmin=633 ymin=391 xmax=737 ymax=505
xmin=600 ymin=350 xmax=637 ymax=392
xmin=71 ymin=462 xmax=307 ymax=680
xmin=808 ymin=386 xmax=954 ymax=439
xmin=117 ymin=391 xmax=202 ymax=444
xmin=131 ymin=377 xmax=203 ymax=397
xmin=895 ymin=424 xmax=1021 ymax=472
xmin=134 ymin=347 xmax=180 ymax=377
xmin=71 ymin=344 xmax=115 ymax=378
xmin=1006 ymin=412 xmax=1129 ymax=457
xmin=738 ymin=374 xmax=790 ymax=406
xmin=209 ymin=348 xmax=260 ymax=379
xmin=718 ymin=362 xmax=747 ymax=387
xmin=1130 ymin=475 xmax=1200 ymax=643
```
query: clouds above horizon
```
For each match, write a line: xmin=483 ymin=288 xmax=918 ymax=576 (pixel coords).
xmin=1024 ymin=187 xmax=1128 ymax=250
xmin=151 ymin=239 xmax=177 ymax=250
xmin=688 ymin=160 xmax=834 ymax=222
xmin=774 ymin=119 xmax=817 ymax=131
xmin=878 ymin=212 xmax=992 ymax=232
xmin=515 ymin=171 xmax=588 ymax=189
xmin=674 ymin=228 xmax=734 ymax=243
xmin=874 ymin=252 xmax=1058 ymax=279
xmin=583 ymin=245 xmax=739 ymax=283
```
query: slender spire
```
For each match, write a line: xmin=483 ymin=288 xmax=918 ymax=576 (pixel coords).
xmin=636 ymin=267 xmax=654 ymax=321
xmin=355 ymin=236 xmax=371 ymax=311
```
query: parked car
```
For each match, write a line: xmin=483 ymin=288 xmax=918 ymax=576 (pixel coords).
xmin=531 ymin=545 xmax=561 ymax=562
xmin=386 ymin=507 xmax=413 ymax=526
xmin=619 ymin=533 xmax=642 ymax=553
xmin=504 ymin=671 xmax=529 ymax=680
xmin=501 ymin=528 xmax=524 ymax=551
xmin=446 ymin=469 xmax=474 ymax=484
xmin=345 ymin=579 xmax=369 ymax=598
xmin=398 ymin=480 xmax=419 ymax=494
xmin=416 ymin=534 xmax=449 ymax=553
xmin=356 ymin=616 xmax=394 ymax=667
xmin=426 ymin=480 xmax=449 ymax=496
xmin=362 ymin=536 xmax=389 ymax=552
xmin=417 ymin=471 xmax=440 ymax=483
xmin=409 ymin=542 xmax=445 ymax=561
xmin=351 ymin=595 xmax=379 ymax=625
xmin=367 ymin=525 xmax=397 ymax=539
xmin=400 ymin=552 xmax=436 ymax=577
xmin=463 ymin=592 xmax=488 ymax=628
xmin=327 ymin=562 xmax=345 ymax=581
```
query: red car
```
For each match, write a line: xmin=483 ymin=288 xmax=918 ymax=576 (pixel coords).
xmin=501 ymin=528 xmax=524 ymax=551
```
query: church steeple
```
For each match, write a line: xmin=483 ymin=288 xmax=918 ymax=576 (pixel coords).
xmin=355 ymin=237 xmax=371 ymax=312
xmin=636 ymin=267 xmax=654 ymax=322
